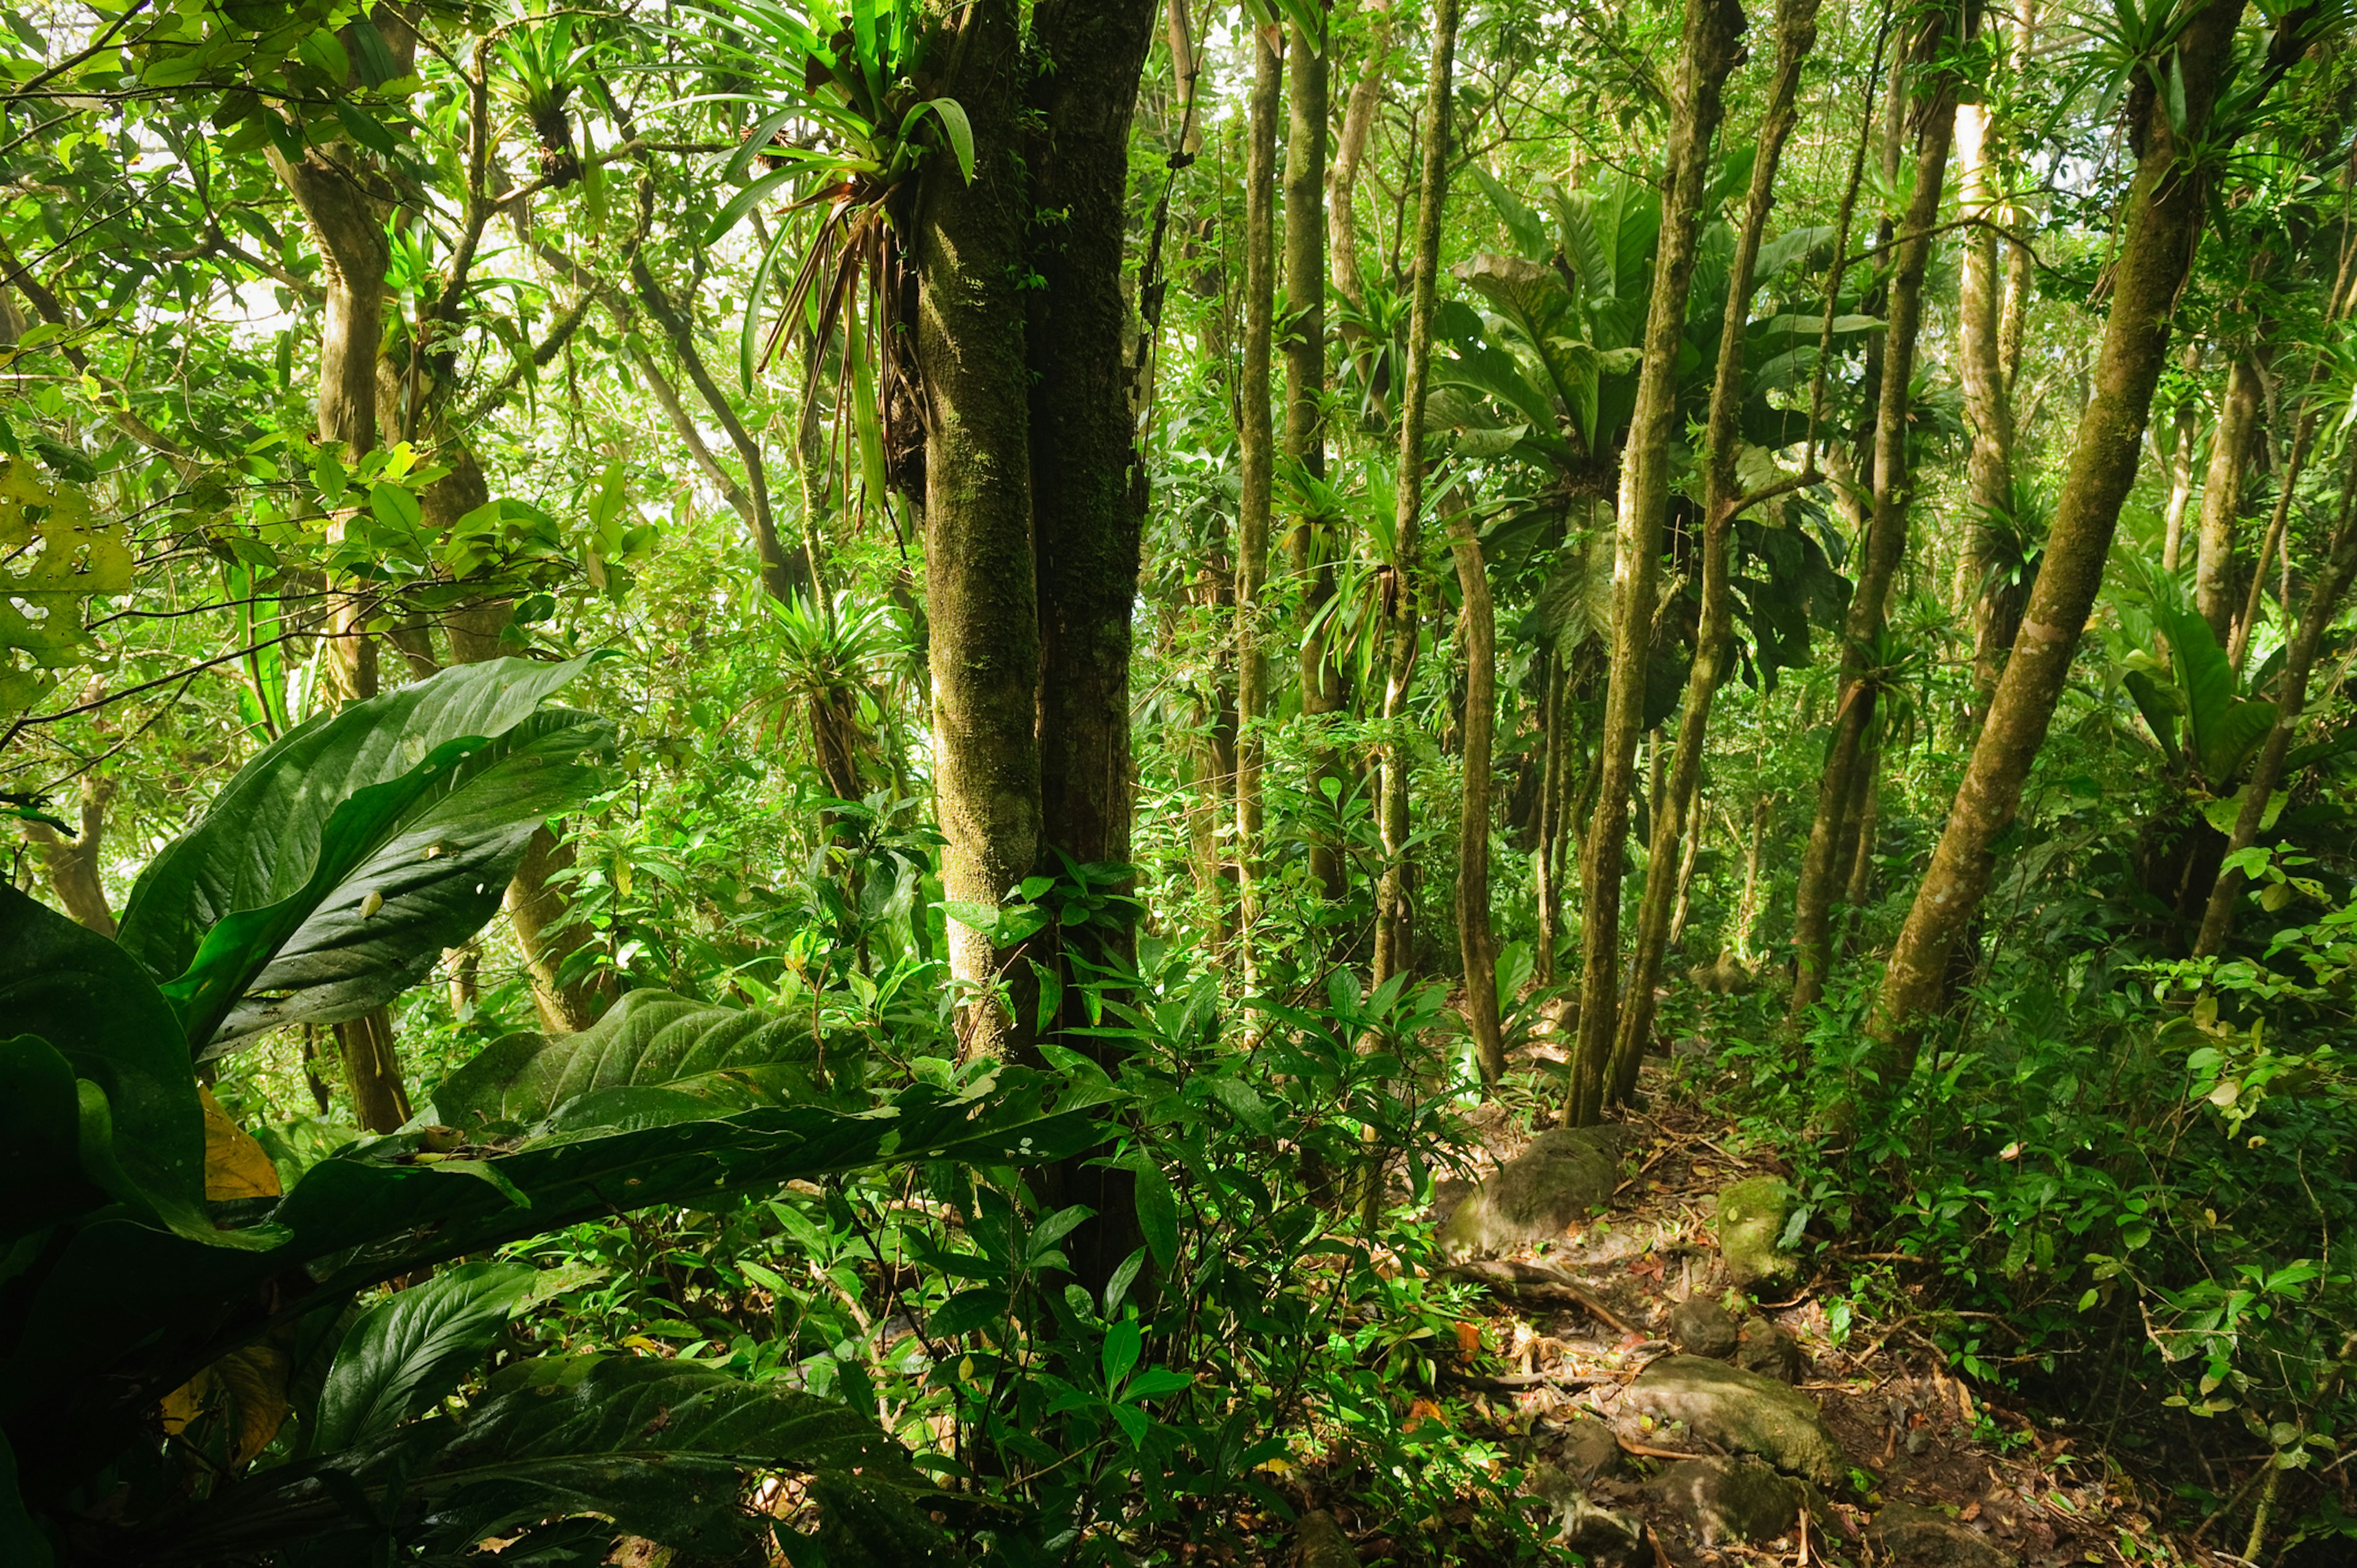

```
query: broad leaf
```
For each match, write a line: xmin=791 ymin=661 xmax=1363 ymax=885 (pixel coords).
xmin=309 ymin=1262 xmax=534 ymax=1454
xmin=203 ymin=709 xmax=610 ymax=1051
xmin=425 ymin=989 xmax=829 ymax=1130
xmin=0 ymin=888 xmax=208 ymax=1239
xmin=118 ymin=654 xmax=600 ymax=987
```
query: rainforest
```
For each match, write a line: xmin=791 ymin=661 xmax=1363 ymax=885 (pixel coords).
xmin=1 ymin=0 xmax=2354 ymax=1562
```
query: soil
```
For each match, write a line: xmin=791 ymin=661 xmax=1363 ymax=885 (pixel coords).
xmin=1291 ymin=1046 xmax=2243 ymax=1568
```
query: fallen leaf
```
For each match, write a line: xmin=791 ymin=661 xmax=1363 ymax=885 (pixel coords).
xmin=1404 ymin=1397 xmax=1448 ymax=1432
xmin=1455 ymin=1321 xmax=1482 ymax=1356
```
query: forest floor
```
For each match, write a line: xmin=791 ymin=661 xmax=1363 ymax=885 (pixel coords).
xmin=1288 ymin=1041 xmax=2237 ymax=1568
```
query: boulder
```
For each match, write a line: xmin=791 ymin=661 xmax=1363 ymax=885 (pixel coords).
xmin=1293 ymin=1510 xmax=1359 ymax=1568
xmin=1646 ymin=1458 xmax=1800 ymax=1546
xmin=1627 ymin=1356 xmax=1847 ymax=1487
xmin=1669 ymin=1296 xmax=1741 ymax=1359
xmin=1716 ymin=1175 xmax=1797 ymax=1286
xmin=1869 ymin=1504 xmax=2015 ymax=1568
xmin=1522 ymin=1464 xmax=1644 ymax=1567
xmin=1559 ymin=1416 xmax=1621 ymax=1480
xmin=1437 ymin=1127 xmax=1617 ymax=1260
xmin=1733 ymin=1316 xmax=1805 ymax=1383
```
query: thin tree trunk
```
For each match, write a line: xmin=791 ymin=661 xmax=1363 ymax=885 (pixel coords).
xmin=2195 ymin=354 xmax=2267 ymax=641
xmin=1841 ymin=745 xmax=1881 ymax=930
xmin=1235 ymin=23 xmax=1283 ymax=993
xmin=1533 ymin=648 xmax=1565 ymax=984
xmin=22 ymin=774 xmax=117 ymax=936
xmin=1566 ymin=0 xmax=1746 ymax=1127
xmin=1328 ymin=0 xmax=1393 ymax=310
xmin=1283 ymin=6 xmax=1345 ymax=902
xmin=1870 ymin=0 xmax=2259 ymax=1060
xmin=1608 ymin=0 xmax=1819 ymax=1105
xmin=1371 ymin=0 xmax=1459 ymax=987
xmin=2196 ymin=446 xmax=2357 ymax=955
xmin=2229 ymin=411 xmax=2313 ymax=674
xmin=1447 ymin=494 xmax=1504 ymax=1086
xmin=1737 ymin=795 xmax=1768 ymax=962
xmin=504 ymin=826 xmax=614 ymax=1033
xmin=918 ymin=0 xmax=1042 ymax=1059
xmin=1789 ymin=23 xmax=1958 ymax=1019
xmin=2161 ymin=342 xmax=2204 ymax=573
xmin=1958 ymin=83 xmax=2019 ymax=716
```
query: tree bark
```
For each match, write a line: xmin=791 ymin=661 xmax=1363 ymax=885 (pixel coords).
xmin=1788 ymin=23 xmax=1957 ymax=1019
xmin=1235 ymin=23 xmax=1283 ymax=992
xmin=2195 ymin=447 xmax=2357 ymax=954
xmin=918 ymin=0 xmax=1041 ymax=1057
xmin=1024 ymin=0 xmax=1159 ymax=1295
xmin=1565 ymin=0 xmax=1746 ymax=1127
xmin=1328 ymin=0 xmax=1393 ymax=310
xmin=1869 ymin=0 xmax=2256 ymax=1059
xmin=504 ymin=825 xmax=614 ymax=1033
xmin=1447 ymin=493 xmax=1504 ymax=1086
xmin=1371 ymin=0 xmax=1459 ymax=987
xmin=1283 ymin=6 xmax=1345 ymax=902
xmin=1608 ymin=0 xmax=1819 ymax=1105
xmin=23 ymin=774 xmax=117 ymax=937
xmin=2230 ymin=410 xmax=2315 ymax=674
xmin=2161 ymin=342 xmax=2204 ymax=573
xmin=1958 ymin=86 xmax=2020 ymax=715
xmin=2195 ymin=353 xmax=2267 ymax=641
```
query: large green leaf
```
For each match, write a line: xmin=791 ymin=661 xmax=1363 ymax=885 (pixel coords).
xmin=2 ymin=1072 xmax=1096 ymax=1504
xmin=309 ymin=1262 xmax=535 ymax=1454
xmin=425 ymin=989 xmax=827 ymax=1130
xmin=411 ymin=1356 xmax=932 ymax=1554
xmin=167 ymin=1356 xmax=940 ymax=1564
xmin=0 ymin=1034 xmax=106 ymax=1244
xmin=0 ymin=1432 xmax=50 ymax=1568
xmin=117 ymin=654 xmax=600 ymax=986
xmin=0 ymin=888 xmax=207 ymax=1238
xmin=201 ymin=709 xmax=610 ymax=1051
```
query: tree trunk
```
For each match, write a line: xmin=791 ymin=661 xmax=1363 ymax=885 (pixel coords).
xmin=1788 ymin=25 xmax=1957 ymax=1019
xmin=1869 ymin=0 xmax=2256 ymax=1060
xmin=1328 ymin=0 xmax=1393 ymax=310
xmin=918 ymin=0 xmax=1041 ymax=1058
xmin=1566 ymin=0 xmax=1746 ymax=1127
xmin=2229 ymin=409 xmax=2313 ymax=674
xmin=1235 ymin=23 xmax=1283 ymax=994
xmin=1025 ymin=0 xmax=1159 ymax=1296
xmin=23 ymin=774 xmax=116 ymax=936
xmin=1958 ymin=85 xmax=2019 ymax=716
xmin=505 ymin=825 xmax=614 ymax=1033
xmin=2196 ymin=447 xmax=2357 ymax=954
xmin=1736 ymin=795 xmax=1768 ymax=962
xmin=1533 ymin=649 xmax=1566 ymax=984
xmin=1447 ymin=492 xmax=1504 ymax=1086
xmin=2161 ymin=341 xmax=2204 ymax=573
xmin=1371 ymin=0 xmax=1459 ymax=987
xmin=269 ymin=127 xmax=414 ymax=1128
xmin=1608 ymin=0 xmax=1820 ymax=1106
xmin=2195 ymin=353 xmax=2266 ymax=641
xmin=1283 ymin=7 xmax=1345 ymax=902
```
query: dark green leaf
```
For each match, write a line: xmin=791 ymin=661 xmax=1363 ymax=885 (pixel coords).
xmin=311 ymin=1262 xmax=534 ymax=1454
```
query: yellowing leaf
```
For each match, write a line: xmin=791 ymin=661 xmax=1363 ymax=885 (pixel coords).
xmin=199 ymin=1085 xmax=282 ymax=1201
xmin=161 ymin=1343 xmax=290 ymax=1467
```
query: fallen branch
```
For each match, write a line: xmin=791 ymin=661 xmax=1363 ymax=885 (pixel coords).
xmin=1446 ymin=1261 xmax=1646 ymax=1338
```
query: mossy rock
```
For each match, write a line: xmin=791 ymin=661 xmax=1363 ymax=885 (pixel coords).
xmin=1436 ymin=1127 xmax=1617 ymax=1261
xmin=1669 ymin=1296 xmax=1740 ymax=1358
xmin=1628 ymin=1355 xmax=1847 ymax=1486
xmin=1646 ymin=1458 xmax=1801 ymax=1545
xmin=1294 ymin=1510 xmax=1359 ymax=1568
xmin=1870 ymin=1503 xmax=2016 ymax=1568
xmin=1715 ymin=1175 xmax=1797 ymax=1286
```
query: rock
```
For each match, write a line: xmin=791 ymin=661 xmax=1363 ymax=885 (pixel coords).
xmin=1627 ymin=1356 xmax=1848 ymax=1486
xmin=1560 ymin=1416 xmax=1621 ymax=1480
xmin=1294 ymin=1510 xmax=1359 ymax=1568
xmin=1559 ymin=1496 xmax=1647 ymax=1568
xmin=1734 ymin=1316 xmax=1805 ymax=1383
xmin=1716 ymin=1175 xmax=1797 ymax=1286
xmin=1646 ymin=1458 xmax=1800 ymax=1546
xmin=1870 ymin=1503 xmax=2016 ymax=1568
xmin=1669 ymin=1296 xmax=1741 ymax=1359
xmin=1436 ymin=1127 xmax=1617 ymax=1260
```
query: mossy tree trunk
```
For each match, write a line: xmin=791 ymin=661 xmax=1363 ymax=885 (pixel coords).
xmin=1234 ymin=23 xmax=1283 ymax=992
xmin=1869 ymin=0 xmax=2264 ymax=1062
xmin=1565 ymin=0 xmax=1746 ymax=1126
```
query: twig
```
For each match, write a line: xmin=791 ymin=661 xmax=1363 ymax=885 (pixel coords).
xmin=1617 ymin=1431 xmax=1709 ymax=1462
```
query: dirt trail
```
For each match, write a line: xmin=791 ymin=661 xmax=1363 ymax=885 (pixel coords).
xmin=1310 ymin=1056 xmax=2223 ymax=1568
